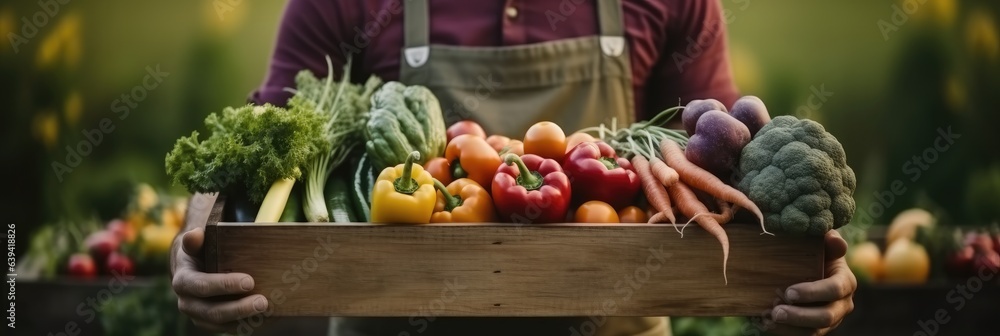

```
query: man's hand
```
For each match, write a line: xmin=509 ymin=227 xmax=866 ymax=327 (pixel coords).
xmin=172 ymin=227 xmax=269 ymax=333
xmin=765 ymin=229 xmax=857 ymax=335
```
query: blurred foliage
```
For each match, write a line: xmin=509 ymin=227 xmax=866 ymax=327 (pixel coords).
xmin=721 ymin=0 xmax=1000 ymax=226
xmin=100 ymin=279 xmax=189 ymax=336
xmin=671 ymin=316 xmax=747 ymax=336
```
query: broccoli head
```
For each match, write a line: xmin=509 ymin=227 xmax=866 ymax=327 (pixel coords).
xmin=737 ymin=116 xmax=856 ymax=235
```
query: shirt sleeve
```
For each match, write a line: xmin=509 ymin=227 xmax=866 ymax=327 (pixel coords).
xmin=249 ymin=0 xmax=358 ymax=106
xmin=644 ymin=0 xmax=739 ymax=118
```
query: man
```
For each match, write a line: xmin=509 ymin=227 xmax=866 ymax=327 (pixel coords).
xmin=171 ymin=0 xmax=857 ymax=335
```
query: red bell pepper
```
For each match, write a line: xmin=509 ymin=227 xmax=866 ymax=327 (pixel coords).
xmin=563 ymin=141 xmax=640 ymax=209
xmin=491 ymin=154 xmax=571 ymax=224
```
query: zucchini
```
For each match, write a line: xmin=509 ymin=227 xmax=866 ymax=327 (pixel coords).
xmin=224 ymin=190 xmax=259 ymax=223
xmin=279 ymin=181 xmax=305 ymax=222
xmin=324 ymin=172 xmax=358 ymax=223
xmin=350 ymin=153 xmax=375 ymax=222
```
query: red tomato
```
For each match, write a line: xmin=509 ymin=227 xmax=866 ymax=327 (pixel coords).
xmin=424 ymin=157 xmax=453 ymax=185
xmin=447 ymin=120 xmax=487 ymax=142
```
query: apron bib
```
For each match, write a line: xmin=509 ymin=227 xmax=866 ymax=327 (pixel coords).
xmin=399 ymin=0 xmax=635 ymax=137
xmin=328 ymin=1 xmax=667 ymax=335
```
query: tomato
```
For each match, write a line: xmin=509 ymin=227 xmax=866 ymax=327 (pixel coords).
xmin=565 ymin=132 xmax=597 ymax=153
xmin=505 ymin=140 xmax=525 ymax=156
xmin=523 ymin=121 xmax=566 ymax=162
xmin=447 ymin=120 xmax=487 ymax=142
xmin=618 ymin=206 xmax=647 ymax=223
xmin=424 ymin=157 xmax=453 ymax=185
xmin=575 ymin=201 xmax=619 ymax=223
xmin=486 ymin=135 xmax=511 ymax=152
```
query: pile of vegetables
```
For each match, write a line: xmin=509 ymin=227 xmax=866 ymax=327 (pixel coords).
xmin=575 ymin=96 xmax=857 ymax=281
xmin=164 ymin=61 xmax=858 ymax=282
xmin=164 ymin=56 xmax=454 ymax=223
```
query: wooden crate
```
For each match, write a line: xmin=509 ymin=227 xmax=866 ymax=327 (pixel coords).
xmin=204 ymin=196 xmax=824 ymax=317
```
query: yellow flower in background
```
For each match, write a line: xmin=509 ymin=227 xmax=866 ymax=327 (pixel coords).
xmin=203 ymin=0 xmax=247 ymax=35
xmin=135 ymin=183 xmax=159 ymax=212
xmin=944 ymin=74 xmax=966 ymax=111
xmin=0 ymin=8 xmax=13 ymax=53
xmin=37 ymin=27 xmax=60 ymax=67
xmin=64 ymin=91 xmax=83 ymax=125
xmin=32 ymin=110 xmax=60 ymax=149
xmin=909 ymin=0 xmax=957 ymax=26
xmin=60 ymin=13 xmax=82 ymax=67
xmin=729 ymin=44 xmax=763 ymax=95
xmin=965 ymin=11 xmax=999 ymax=61
xmin=35 ymin=12 xmax=82 ymax=68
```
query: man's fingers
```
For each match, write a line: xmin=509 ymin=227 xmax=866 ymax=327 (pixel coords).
xmin=824 ymin=230 xmax=848 ymax=261
xmin=173 ymin=270 xmax=255 ymax=298
xmin=786 ymin=261 xmax=855 ymax=304
xmin=773 ymin=299 xmax=853 ymax=330
xmin=182 ymin=227 xmax=205 ymax=257
xmin=179 ymin=294 xmax=268 ymax=326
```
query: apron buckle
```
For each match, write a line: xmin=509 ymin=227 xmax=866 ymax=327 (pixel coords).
xmin=405 ymin=46 xmax=430 ymax=68
xmin=599 ymin=36 xmax=625 ymax=57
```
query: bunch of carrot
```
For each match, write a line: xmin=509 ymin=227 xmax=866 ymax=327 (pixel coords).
xmin=580 ymin=108 xmax=769 ymax=284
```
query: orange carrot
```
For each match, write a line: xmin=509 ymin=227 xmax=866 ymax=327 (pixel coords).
xmin=648 ymin=156 xmax=679 ymax=187
xmin=660 ymin=139 xmax=770 ymax=235
xmin=669 ymin=181 xmax=731 ymax=284
xmin=632 ymin=155 xmax=676 ymax=225
xmin=715 ymin=199 xmax=737 ymax=224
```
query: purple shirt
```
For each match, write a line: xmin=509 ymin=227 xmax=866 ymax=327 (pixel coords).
xmin=251 ymin=0 xmax=738 ymax=119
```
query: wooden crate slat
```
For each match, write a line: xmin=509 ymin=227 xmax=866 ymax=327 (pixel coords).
xmin=207 ymin=218 xmax=823 ymax=317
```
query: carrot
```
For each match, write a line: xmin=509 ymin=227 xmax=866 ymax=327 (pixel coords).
xmin=632 ymin=155 xmax=676 ymax=226
xmin=685 ymin=200 xmax=738 ymax=229
xmin=648 ymin=156 xmax=679 ymax=187
xmin=660 ymin=139 xmax=770 ymax=235
xmin=669 ymin=182 xmax=731 ymax=284
xmin=716 ymin=199 xmax=737 ymax=224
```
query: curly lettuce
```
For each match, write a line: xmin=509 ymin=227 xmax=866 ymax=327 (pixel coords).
xmin=164 ymin=104 xmax=324 ymax=203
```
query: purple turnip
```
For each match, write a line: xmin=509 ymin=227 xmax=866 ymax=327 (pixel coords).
xmin=685 ymin=111 xmax=751 ymax=177
xmin=729 ymin=96 xmax=771 ymax=136
xmin=682 ymin=99 xmax=727 ymax=135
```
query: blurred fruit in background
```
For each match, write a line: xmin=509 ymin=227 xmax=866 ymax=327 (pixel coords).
xmin=944 ymin=227 xmax=1000 ymax=278
xmin=66 ymin=253 xmax=96 ymax=279
xmin=848 ymin=241 xmax=884 ymax=283
xmin=887 ymin=208 xmax=936 ymax=246
xmin=18 ymin=183 xmax=186 ymax=279
xmin=883 ymin=239 xmax=931 ymax=284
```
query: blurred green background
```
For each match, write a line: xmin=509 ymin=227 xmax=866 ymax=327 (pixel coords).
xmin=2 ymin=0 xmax=999 ymax=335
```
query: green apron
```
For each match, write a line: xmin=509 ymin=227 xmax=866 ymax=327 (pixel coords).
xmin=330 ymin=0 xmax=668 ymax=334
xmin=399 ymin=0 xmax=635 ymax=137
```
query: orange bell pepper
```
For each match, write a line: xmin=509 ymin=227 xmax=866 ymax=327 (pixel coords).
xmin=431 ymin=178 xmax=496 ymax=223
xmin=444 ymin=134 xmax=502 ymax=191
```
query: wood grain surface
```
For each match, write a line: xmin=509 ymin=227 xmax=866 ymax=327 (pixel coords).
xmin=205 ymin=199 xmax=824 ymax=317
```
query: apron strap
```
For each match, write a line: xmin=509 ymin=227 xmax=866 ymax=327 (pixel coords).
xmin=403 ymin=0 xmax=431 ymax=67
xmin=402 ymin=0 xmax=627 ymax=66
xmin=597 ymin=0 xmax=626 ymax=57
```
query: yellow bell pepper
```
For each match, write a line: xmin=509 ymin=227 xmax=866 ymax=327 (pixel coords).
xmin=371 ymin=151 xmax=436 ymax=223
